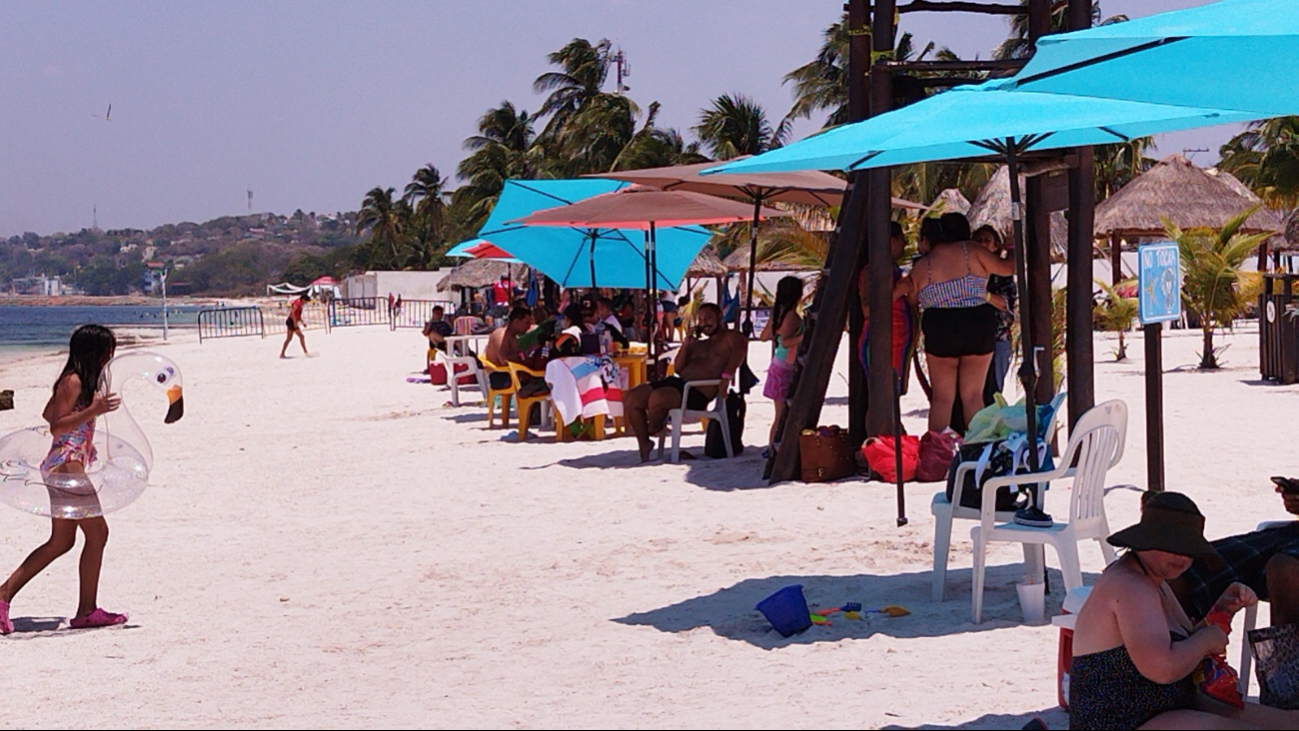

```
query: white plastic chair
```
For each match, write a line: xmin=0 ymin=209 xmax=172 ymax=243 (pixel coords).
xmin=931 ymin=392 xmax=1066 ymax=602
xmin=434 ymin=349 xmax=487 ymax=407
xmin=656 ymin=379 xmax=731 ymax=463
xmin=1237 ymin=519 xmax=1297 ymax=696
xmin=970 ymin=399 xmax=1128 ymax=623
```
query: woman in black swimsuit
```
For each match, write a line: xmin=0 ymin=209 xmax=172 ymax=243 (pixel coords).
xmin=1070 ymin=492 xmax=1296 ymax=729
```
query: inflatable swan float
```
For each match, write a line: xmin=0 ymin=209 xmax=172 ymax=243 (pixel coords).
xmin=0 ymin=352 xmax=184 ymax=519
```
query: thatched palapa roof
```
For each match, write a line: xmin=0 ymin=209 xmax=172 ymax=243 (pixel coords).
xmin=1094 ymin=154 xmax=1285 ymax=238
xmin=437 ymin=258 xmax=531 ymax=291
xmin=966 ymin=165 xmax=1068 ymax=259
xmin=685 ymin=246 xmax=727 ymax=278
xmin=930 ymin=188 xmax=971 ymax=216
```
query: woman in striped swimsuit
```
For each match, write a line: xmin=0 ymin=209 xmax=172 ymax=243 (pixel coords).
xmin=894 ymin=213 xmax=1014 ymax=433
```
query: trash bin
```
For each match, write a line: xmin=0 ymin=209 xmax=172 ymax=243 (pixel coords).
xmin=1260 ymin=274 xmax=1299 ymax=384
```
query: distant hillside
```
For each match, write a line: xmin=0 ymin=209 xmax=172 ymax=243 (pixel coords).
xmin=2 ymin=210 xmax=364 ymax=296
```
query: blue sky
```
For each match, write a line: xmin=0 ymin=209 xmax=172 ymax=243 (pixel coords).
xmin=1 ymin=0 xmax=1231 ymax=237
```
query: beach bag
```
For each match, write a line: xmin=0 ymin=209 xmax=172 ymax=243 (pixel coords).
xmin=705 ymin=393 xmax=746 ymax=459
xmin=1249 ymin=624 xmax=1299 ymax=709
xmin=916 ymin=430 xmax=959 ymax=482
xmin=946 ymin=441 xmax=1019 ymax=511
xmin=862 ymin=435 xmax=919 ymax=483
xmin=738 ymin=362 xmax=760 ymax=396
xmin=945 ymin=434 xmax=1054 ymax=511
xmin=799 ymin=425 xmax=855 ymax=482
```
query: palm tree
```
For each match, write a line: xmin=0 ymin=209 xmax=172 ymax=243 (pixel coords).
xmin=613 ymin=117 xmax=708 ymax=171
xmin=1094 ymin=137 xmax=1155 ymax=200
xmin=1093 ymin=278 xmax=1138 ymax=360
xmin=356 ymin=187 xmax=405 ymax=270
xmin=533 ymin=38 xmax=612 ymax=142
xmin=404 ymin=164 xmax=449 ymax=236
xmin=456 ymin=101 xmax=540 ymax=232
xmin=1167 ymin=207 xmax=1270 ymax=368
xmin=694 ymin=94 xmax=790 ymax=161
xmin=401 ymin=166 xmax=451 ymax=270
xmin=782 ymin=18 xmax=954 ymax=130
xmin=993 ymin=1 xmax=1117 ymax=60
xmin=1218 ymin=117 xmax=1299 ymax=209
xmin=549 ymin=92 xmax=640 ymax=176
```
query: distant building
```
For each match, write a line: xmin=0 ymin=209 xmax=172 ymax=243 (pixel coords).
xmin=143 ymin=262 xmax=166 ymax=294
xmin=10 ymin=274 xmax=66 ymax=296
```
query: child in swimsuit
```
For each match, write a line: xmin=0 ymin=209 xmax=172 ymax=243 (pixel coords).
xmin=0 ymin=324 xmax=128 ymax=634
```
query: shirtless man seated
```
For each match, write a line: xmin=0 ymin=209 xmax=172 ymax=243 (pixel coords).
xmin=624 ymin=303 xmax=747 ymax=462
xmin=484 ymin=307 xmax=544 ymax=392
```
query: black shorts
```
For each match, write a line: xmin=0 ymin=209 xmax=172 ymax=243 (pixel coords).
xmin=922 ymin=305 xmax=998 ymax=358
xmin=652 ymin=376 xmax=712 ymax=410
xmin=1174 ymin=522 xmax=1299 ymax=620
xmin=286 ymin=317 xmax=299 ymax=332
xmin=488 ymin=371 xmax=512 ymax=391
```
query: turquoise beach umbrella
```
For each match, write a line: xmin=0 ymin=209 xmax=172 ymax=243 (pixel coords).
xmin=1009 ymin=0 xmax=1299 ymax=116
xmin=704 ymin=80 xmax=1256 ymax=175
xmin=477 ymin=179 xmax=712 ymax=290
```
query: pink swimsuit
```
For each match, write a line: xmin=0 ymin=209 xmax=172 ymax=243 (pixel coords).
xmin=40 ymin=408 xmax=97 ymax=473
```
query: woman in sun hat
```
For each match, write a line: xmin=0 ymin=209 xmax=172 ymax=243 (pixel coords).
xmin=1068 ymin=491 xmax=1296 ymax=729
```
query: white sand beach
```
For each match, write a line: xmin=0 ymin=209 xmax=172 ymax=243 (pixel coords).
xmin=0 ymin=321 xmax=1295 ymax=728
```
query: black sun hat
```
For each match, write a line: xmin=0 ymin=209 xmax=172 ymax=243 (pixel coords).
xmin=1107 ymin=491 xmax=1220 ymax=559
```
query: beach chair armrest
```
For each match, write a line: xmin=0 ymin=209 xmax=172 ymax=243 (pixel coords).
xmin=679 ymin=379 xmax=722 ymax=411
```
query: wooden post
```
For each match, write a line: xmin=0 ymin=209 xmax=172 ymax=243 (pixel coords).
xmin=1144 ymin=323 xmax=1165 ymax=492
xmin=1110 ymin=233 xmax=1122 ymax=286
xmin=865 ymin=0 xmax=897 ymax=440
xmin=847 ymin=0 xmax=874 ymax=448
xmin=767 ymin=0 xmax=883 ymax=484
xmin=1065 ymin=0 xmax=1096 ymax=429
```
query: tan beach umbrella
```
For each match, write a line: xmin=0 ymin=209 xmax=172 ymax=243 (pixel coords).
xmin=590 ymin=159 xmax=925 ymax=333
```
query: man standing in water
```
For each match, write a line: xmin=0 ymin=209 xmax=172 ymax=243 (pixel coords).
xmin=279 ymin=292 xmax=311 ymax=359
xmin=624 ymin=303 xmax=747 ymax=462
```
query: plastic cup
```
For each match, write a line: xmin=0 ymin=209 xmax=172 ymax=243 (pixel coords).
xmin=1018 ymin=581 xmax=1047 ymax=624
xmin=755 ymin=584 xmax=813 ymax=638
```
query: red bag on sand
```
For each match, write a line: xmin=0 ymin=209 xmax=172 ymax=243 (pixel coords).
xmin=428 ymin=361 xmax=449 ymax=385
xmin=862 ymin=435 xmax=920 ymax=483
xmin=916 ymin=430 xmax=960 ymax=482
xmin=453 ymin=362 xmax=476 ymax=386
xmin=428 ymin=361 xmax=476 ymax=386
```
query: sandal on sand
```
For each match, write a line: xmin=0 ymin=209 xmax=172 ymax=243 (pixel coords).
xmin=69 ymin=608 xmax=128 ymax=630
xmin=0 ymin=601 xmax=12 ymax=635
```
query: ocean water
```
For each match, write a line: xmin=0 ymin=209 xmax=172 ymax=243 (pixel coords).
xmin=0 ymin=305 xmax=204 ymax=351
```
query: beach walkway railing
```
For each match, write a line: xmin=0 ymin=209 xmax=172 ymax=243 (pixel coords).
xmin=198 ymin=307 xmax=265 ymax=343
xmin=328 ymin=297 xmax=390 ymax=329
xmin=388 ymin=299 xmax=456 ymax=331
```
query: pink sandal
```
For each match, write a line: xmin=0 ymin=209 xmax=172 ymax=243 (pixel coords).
xmin=0 ymin=601 xmax=12 ymax=635
xmin=69 ymin=608 xmax=128 ymax=630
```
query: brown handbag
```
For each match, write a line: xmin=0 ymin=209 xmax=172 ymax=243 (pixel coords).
xmin=799 ymin=426 xmax=856 ymax=483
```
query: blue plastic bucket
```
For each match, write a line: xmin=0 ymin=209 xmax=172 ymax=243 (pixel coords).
xmin=755 ymin=584 xmax=812 ymax=637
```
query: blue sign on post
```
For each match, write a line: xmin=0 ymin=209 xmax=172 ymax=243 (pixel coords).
xmin=1138 ymin=242 xmax=1181 ymax=325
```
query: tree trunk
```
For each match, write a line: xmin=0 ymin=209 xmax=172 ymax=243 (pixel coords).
xmin=1201 ymin=325 xmax=1217 ymax=369
xmin=1116 ymin=330 xmax=1127 ymax=361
